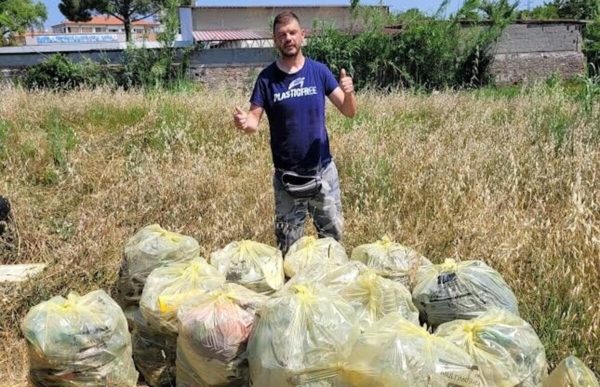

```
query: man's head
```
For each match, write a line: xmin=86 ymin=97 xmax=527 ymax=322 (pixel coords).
xmin=272 ymin=11 xmax=305 ymax=58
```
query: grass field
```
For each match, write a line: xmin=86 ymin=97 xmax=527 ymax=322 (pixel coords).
xmin=0 ymin=83 xmax=598 ymax=383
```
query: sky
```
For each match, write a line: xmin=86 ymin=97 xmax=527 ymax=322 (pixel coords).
xmin=40 ymin=0 xmax=548 ymax=29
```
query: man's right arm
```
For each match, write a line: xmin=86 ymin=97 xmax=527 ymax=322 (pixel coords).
xmin=233 ymin=104 xmax=264 ymax=134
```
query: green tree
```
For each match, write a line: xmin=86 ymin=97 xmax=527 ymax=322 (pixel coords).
xmin=58 ymin=0 xmax=95 ymax=22
xmin=551 ymin=0 xmax=599 ymax=19
xmin=58 ymin=0 xmax=183 ymax=42
xmin=518 ymin=4 xmax=560 ymax=19
xmin=0 ymin=0 xmax=47 ymax=46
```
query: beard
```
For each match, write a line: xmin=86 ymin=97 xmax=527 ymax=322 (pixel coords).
xmin=278 ymin=44 xmax=300 ymax=58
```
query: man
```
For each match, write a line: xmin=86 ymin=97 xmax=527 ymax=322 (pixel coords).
xmin=233 ymin=11 xmax=357 ymax=254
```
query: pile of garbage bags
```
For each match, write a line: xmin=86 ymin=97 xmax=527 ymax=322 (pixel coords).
xmin=20 ymin=227 xmax=599 ymax=387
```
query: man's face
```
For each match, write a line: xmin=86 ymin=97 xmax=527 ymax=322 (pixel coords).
xmin=273 ymin=19 xmax=304 ymax=58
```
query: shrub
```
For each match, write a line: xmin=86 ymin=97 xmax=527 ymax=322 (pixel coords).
xmin=23 ymin=54 xmax=106 ymax=91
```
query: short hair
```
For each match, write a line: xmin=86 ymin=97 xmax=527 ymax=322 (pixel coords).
xmin=273 ymin=11 xmax=301 ymax=34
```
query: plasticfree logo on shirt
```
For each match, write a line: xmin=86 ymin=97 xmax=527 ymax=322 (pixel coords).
xmin=274 ymin=76 xmax=318 ymax=102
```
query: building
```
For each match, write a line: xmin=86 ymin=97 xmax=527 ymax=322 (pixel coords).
xmin=179 ymin=4 xmax=390 ymax=48
xmin=51 ymin=15 xmax=159 ymax=36
xmin=22 ymin=15 xmax=161 ymax=45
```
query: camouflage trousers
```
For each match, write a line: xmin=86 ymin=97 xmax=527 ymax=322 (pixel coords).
xmin=273 ymin=160 xmax=344 ymax=255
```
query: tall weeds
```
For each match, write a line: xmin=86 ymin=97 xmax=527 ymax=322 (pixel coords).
xmin=0 ymin=82 xmax=598 ymax=381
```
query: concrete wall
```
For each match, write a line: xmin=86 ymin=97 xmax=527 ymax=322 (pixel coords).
xmin=490 ymin=22 xmax=585 ymax=84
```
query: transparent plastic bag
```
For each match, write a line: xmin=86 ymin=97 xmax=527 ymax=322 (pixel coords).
xmin=542 ymin=356 xmax=599 ymax=387
xmin=210 ymin=240 xmax=284 ymax=294
xmin=140 ymin=257 xmax=226 ymax=334
xmin=248 ymin=282 xmax=359 ymax=387
xmin=284 ymin=236 xmax=348 ymax=278
xmin=290 ymin=313 xmax=485 ymax=386
xmin=335 ymin=313 xmax=485 ymax=387
xmin=412 ymin=258 xmax=519 ymax=327
xmin=435 ymin=308 xmax=548 ymax=387
xmin=350 ymin=237 xmax=431 ymax=289
xmin=176 ymin=283 xmax=268 ymax=387
xmin=287 ymin=261 xmax=367 ymax=293
xmin=21 ymin=290 xmax=138 ymax=387
xmin=338 ymin=269 xmax=419 ymax=330
xmin=116 ymin=224 xmax=199 ymax=325
xmin=135 ymin=257 xmax=225 ymax=386
xmin=288 ymin=262 xmax=418 ymax=330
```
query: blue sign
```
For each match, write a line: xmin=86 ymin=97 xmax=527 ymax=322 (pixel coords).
xmin=36 ymin=34 xmax=120 ymax=44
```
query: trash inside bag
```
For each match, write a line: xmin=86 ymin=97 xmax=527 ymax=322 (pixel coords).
xmin=176 ymin=283 xmax=268 ymax=387
xmin=139 ymin=256 xmax=226 ymax=334
xmin=542 ymin=356 xmax=599 ymax=387
xmin=412 ymin=258 xmax=519 ymax=327
xmin=350 ymin=236 xmax=431 ymax=289
xmin=116 ymin=224 xmax=199 ymax=325
xmin=287 ymin=260 xmax=367 ymax=293
xmin=131 ymin=311 xmax=177 ymax=387
xmin=284 ymin=236 xmax=347 ymax=278
xmin=21 ymin=290 xmax=138 ymax=387
xmin=333 ymin=313 xmax=485 ymax=387
xmin=210 ymin=240 xmax=284 ymax=294
xmin=435 ymin=308 xmax=548 ymax=387
xmin=288 ymin=262 xmax=418 ymax=329
xmin=248 ymin=281 xmax=359 ymax=387
xmin=337 ymin=269 xmax=419 ymax=330
xmin=135 ymin=257 xmax=225 ymax=386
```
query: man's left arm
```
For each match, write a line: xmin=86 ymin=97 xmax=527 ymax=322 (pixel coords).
xmin=328 ymin=68 xmax=357 ymax=118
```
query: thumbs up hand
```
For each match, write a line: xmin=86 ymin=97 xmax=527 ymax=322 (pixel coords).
xmin=339 ymin=68 xmax=354 ymax=95
xmin=233 ymin=106 xmax=248 ymax=130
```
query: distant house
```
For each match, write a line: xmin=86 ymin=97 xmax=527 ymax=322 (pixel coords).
xmin=179 ymin=4 xmax=389 ymax=48
xmin=48 ymin=15 xmax=160 ymax=41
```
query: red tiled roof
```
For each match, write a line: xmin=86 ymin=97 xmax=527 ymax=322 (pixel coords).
xmin=56 ymin=15 xmax=158 ymax=27
xmin=192 ymin=30 xmax=270 ymax=41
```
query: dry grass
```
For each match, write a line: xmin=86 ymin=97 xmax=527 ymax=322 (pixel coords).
xmin=0 ymin=84 xmax=598 ymax=383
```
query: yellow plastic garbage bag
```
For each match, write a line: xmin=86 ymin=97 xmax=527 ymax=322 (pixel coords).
xmin=288 ymin=262 xmax=419 ymax=330
xmin=413 ymin=258 xmax=519 ymax=327
xmin=135 ymin=257 xmax=225 ymax=386
xmin=21 ymin=290 xmax=138 ymax=387
xmin=284 ymin=236 xmax=348 ymax=278
xmin=210 ymin=240 xmax=284 ymax=294
xmin=435 ymin=308 xmax=548 ymax=387
xmin=248 ymin=282 xmax=359 ymax=387
xmin=336 ymin=313 xmax=485 ymax=387
xmin=338 ymin=269 xmax=419 ymax=330
xmin=350 ymin=236 xmax=431 ymax=289
xmin=542 ymin=356 xmax=599 ymax=387
xmin=140 ymin=256 xmax=226 ymax=334
xmin=287 ymin=260 xmax=366 ymax=292
xmin=176 ymin=283 xmax=269 ymax=387
xmin=291 ymin=313 xmax=485 ymax=386
xmin=116 ymin=224 xmax=199 ymax=325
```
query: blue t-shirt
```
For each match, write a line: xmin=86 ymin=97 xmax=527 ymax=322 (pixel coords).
xmin=250 ymin=58 xmax=339 ymax=173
